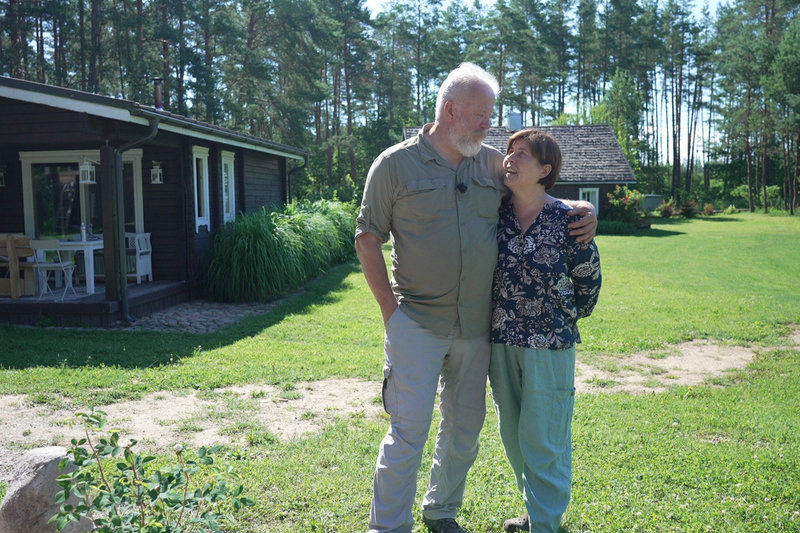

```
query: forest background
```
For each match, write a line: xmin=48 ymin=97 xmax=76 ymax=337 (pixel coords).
xmin=1 ymin=0 xmax=798 ymax=214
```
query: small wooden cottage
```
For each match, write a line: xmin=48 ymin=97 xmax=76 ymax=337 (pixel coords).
xmin=405 ymin=125 xmax=637 ymax=214
xmin=0 ymin=76 xmax=308 ymax=327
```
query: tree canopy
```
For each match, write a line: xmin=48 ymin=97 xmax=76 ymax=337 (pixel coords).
xmin=1 ymin=0 xmax=797 ymax=210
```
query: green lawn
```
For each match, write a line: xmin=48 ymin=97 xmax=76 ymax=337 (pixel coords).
xmin=1 ymin=212 xmax=799 ymax=532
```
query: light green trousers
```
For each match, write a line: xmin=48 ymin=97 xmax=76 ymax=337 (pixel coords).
xmin=489 ymin=343 xmax=576 ymax=533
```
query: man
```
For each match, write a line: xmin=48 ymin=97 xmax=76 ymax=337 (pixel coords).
xmin=355 ymin=63 xmax=596 ymax=533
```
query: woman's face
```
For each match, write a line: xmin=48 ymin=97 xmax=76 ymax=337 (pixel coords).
xmin=503 ymin=139 xmax=552 ymax=191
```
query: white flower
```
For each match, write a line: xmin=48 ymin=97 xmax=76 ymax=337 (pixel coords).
xmin=174 ymin=444 xmax=184 ymax=453
xmin=572 ymin=262 xmax=595 ymax=277
xmin=533 ymin=247 xmax=558 ymax=266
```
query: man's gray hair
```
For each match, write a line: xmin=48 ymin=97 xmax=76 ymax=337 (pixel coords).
xmin=435 ymin=62 xmax=500 ymax=121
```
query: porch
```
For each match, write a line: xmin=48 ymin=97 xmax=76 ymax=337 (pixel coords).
xmin=0 ymin=280 xmax=190 ymax=328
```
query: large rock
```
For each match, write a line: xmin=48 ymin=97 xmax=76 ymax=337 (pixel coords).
xmin=0 ymin=447 xmax=92 ymax=533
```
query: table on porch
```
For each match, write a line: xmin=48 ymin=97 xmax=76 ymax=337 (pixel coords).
xmin=58 ymin=238 xmax=104 ymax=295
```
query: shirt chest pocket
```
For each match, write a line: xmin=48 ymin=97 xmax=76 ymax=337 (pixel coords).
xmin=398 ymin=178 xmax=449 ymax=217
xmin=469 ymin=174 xmax=501 ymax=219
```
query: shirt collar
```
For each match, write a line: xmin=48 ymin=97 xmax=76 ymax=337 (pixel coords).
xmin=416 ymin=123 xmax=440 ymax=163
xmin=417 ymin=123 xmax=483 ymax=169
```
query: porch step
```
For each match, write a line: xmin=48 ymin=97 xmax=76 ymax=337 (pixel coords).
xmin=0 ymin=281 xmax=190 ymax=328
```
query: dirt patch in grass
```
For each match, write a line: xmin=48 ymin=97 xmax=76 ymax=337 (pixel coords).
xmin=0 ymin=379 xmax=383 ymax=483
xmin=576 ymin=340 xmax=757 ymax=394
xmin=1 ymin=331 xmax=797 ymax=484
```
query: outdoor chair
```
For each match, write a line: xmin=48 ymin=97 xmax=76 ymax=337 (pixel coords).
xmin=29 ymin=239 xmax=77 ymax=301
xmin=124 ymin=232 xmax=153 ymax=284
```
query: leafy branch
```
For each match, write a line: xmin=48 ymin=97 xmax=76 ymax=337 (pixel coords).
xmin=50 ymin=408 xmax=254 ymax=532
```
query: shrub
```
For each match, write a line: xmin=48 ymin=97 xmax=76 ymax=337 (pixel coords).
xmin=702 ymin=203 xmax=716 ymax=216
xmin=597 ymin=220 xmax=633 ymax=235
xmin=681 ymin=199 xmax=699 ymax=218
xmin=658 ymin=199 xmax=675 ymax=218
xmin=604 ymin=185 xmax=645 ymax=226
xmin=724 ymin=205 xmax=738 ymax=214
xmin=766 ymin=185 xmax=783 ymax=208
xmin=50 ymin=409 xmax=253 ymax=532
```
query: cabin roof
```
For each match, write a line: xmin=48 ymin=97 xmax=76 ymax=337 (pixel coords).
xmin=404 ymin=124 xmax=636 ymax=184
xmin=0 ymin=76 xmax=309 ymax=160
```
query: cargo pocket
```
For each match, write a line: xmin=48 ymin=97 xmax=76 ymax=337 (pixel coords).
xmin=381 ymin=362 xmax=392 ymax=414
xmin=381 ymin=306 xmax=403 ymax=415
xmin=548 ymin=387 xmax=576 ymax=450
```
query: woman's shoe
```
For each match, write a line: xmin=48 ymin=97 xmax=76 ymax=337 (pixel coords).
xmin=502 ymin=513 xmax=529 ymax=532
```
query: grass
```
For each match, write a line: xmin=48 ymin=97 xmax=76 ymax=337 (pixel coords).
xmin=0 ymin=212 xmax=799 ymax=531
xmin=582 ymin=213 xmax=800 ymax=353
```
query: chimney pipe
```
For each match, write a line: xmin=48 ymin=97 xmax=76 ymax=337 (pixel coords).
xmin=152 ymin=77 xmax=163 ymax=110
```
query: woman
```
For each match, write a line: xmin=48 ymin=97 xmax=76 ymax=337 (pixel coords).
xmin=489 ymin=129 xmax=602 ymax=533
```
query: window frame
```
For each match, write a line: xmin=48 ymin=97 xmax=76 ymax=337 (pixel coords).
xmin=221 ymin=150 xmax=236 ymax=223
xmin=20 ymin=149 xmax=144 ymax=237
xmin=579 ymin=187 xmax=600 ymax=216
xmin=192 ymin=146 xmax=210 ymax=232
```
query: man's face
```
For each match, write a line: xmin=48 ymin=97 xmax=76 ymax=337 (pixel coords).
xmin=448 ymin=83 xmax=495 ymax=157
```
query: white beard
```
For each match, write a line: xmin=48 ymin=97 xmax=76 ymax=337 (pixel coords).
xmin=449 ymin=128 xmax=485 ymax=158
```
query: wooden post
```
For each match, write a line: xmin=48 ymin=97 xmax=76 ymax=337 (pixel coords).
xmin=101 ymin=145 xmax=120 ymax=301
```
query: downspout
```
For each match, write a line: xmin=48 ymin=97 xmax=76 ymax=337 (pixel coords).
xmin=113 ymin=117 xmax=160 ymax=324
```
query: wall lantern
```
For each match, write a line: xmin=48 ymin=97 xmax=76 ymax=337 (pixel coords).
xmin=150 ymin=161 xmax=163 ymax=184
xmin=0 ymin=166 xmax=6 ymax=187
xmin=79 ymin=158 xmax=97 ymax=184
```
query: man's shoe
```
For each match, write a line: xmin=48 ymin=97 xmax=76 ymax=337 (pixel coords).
xmin=422 ymin=516 xmax=466 ymax=533
xmin=502 ymin=513 xmax=529 ymax=532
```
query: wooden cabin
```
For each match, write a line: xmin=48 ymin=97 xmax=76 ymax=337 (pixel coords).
xmin=0 ymin=76 xmax=308 ymax=327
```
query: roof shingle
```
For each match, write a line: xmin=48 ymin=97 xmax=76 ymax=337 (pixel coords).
xmin=403 ymin=124 xmax=636 ymax=184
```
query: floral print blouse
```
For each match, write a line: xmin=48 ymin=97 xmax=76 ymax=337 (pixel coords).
xmin=491 ymin=199 xmax=602 ymax=350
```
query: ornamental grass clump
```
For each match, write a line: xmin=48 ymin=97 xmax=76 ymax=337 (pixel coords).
xmin=207 ymin=208 xmax=302 ymax=302
xmin=50 ymin=409 xmax=253 ymax=533
xmin=273 ymin=210 xmax=337 ymax=279
xmin=305 ymin=199 xmax=360 ymax=263
xmin=207 ymin=200 xmax=357 ymax=302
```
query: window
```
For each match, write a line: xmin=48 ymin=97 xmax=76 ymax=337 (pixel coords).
xmin=221 ymin=151 xmax=236 ymax=223
xmin=20 ymin=150 xmax=143 ymax=238
xmin=192 ymin=146 xmax=210 ymax=232
xmin=579 ymin=187 xmax=600 ymax=216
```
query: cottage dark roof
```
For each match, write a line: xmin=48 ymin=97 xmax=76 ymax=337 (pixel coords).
xmin=0 ymin=75 xmax=309 ymax=160
xmin=403 ymin=125 xmax=636 ymax=184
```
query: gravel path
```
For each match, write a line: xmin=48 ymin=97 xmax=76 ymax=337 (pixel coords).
xmin=122 ymin=299 xmax=280 ymax=333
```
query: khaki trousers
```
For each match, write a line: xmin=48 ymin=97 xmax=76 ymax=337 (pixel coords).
xmin=368 ymin=307 xmax=490 ymax=533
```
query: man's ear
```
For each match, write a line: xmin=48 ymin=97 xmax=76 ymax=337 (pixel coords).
xmin=443 ymin=100 xmax=456 ymax=121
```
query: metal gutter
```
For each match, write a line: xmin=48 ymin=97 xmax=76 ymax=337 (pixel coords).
xmin=132 ymin=107 xmax=308 ymax=161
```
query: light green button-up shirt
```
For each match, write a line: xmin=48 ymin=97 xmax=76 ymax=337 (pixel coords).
xmin=356 ymin=124 xmax=506 ymax=338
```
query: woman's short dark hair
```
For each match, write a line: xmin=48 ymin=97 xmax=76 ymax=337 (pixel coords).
xmin=506 ymin=129 xmax=562 ymax=191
